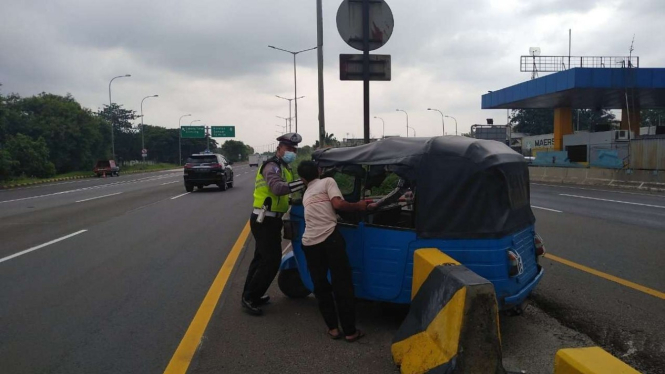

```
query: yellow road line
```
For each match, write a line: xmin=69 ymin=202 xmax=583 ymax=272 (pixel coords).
xmin=164 ymin=221 xmax=251 ymax=374
xmin=546 ymin=253 xmax=665 ymax=300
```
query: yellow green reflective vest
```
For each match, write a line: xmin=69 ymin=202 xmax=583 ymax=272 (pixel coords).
xmin=253 ymin=160 xmax=294 ymax=213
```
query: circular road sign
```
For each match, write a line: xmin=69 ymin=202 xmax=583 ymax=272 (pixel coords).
xmin=141 ymin=149 xmax=147 ymax=154
xmin=336 ymin=0 xmax=394 ymax=51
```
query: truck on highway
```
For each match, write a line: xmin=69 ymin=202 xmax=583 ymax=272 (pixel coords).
xmin=249 ymin=153 xmax=261 ymax=167
xmin=93 ymin=160 xmax=120 ymax=177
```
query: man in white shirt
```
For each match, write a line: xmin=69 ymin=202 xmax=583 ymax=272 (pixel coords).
xmin=297 ymin=161 xmax=374 ymax=342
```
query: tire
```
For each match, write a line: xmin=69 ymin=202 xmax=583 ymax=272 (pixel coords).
xmin=218 ymin=178 xmax=227 ymax=191
xmin=197 ymin=185 xmax=204 ymax=190
xmin=185 ymin=184 xmax=194 ymax=192
xmin=278 ymin=268 xmax=311 ymax=298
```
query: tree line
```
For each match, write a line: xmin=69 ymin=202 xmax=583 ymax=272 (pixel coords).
xmin=0 ymin=88 xmax=252 ymax=181
xmin=509 ymin=108 xmax=665 ymax=135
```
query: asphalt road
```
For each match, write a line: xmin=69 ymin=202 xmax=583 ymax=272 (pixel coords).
xmin=530 ymin=183 xmax=665 ymax=373
xmin=1 ymin=173 xmax=663 ymax=373
xmin=0 ymin=165 xmax=257 ymax=373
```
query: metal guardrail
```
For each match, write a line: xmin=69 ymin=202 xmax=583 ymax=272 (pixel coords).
xmin=520 ymin=56 xmax=639 ymax=73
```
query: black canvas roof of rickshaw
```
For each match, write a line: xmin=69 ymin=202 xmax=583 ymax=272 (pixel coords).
xmin=312 ymin=136 xmax=524 ymax=172
xmin=313 ymin=136 xmax=535 ymax=239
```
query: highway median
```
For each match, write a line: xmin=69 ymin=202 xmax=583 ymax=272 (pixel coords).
xmin=0 ymin=164 xmax=179 ymax=190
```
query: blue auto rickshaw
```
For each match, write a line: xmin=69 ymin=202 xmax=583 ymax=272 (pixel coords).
xmin=279 ymin=136 xmax=544 ymax=310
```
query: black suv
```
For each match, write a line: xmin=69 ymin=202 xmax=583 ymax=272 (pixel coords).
xmin=183 ymin=153 xmax=234 ymax=192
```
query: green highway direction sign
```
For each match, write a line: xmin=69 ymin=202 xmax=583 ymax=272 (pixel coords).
xmin=181 ymin=126 xmax=205 ymax=139
xmin=211 ymin=126 xmax=235 ymax=137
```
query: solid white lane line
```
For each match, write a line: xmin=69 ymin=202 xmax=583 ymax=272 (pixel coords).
xmin=0 ymin=230 xmax=88 ymax=264
xmin=75 ymin=192 xmax=123 ymax=203
xmin=531 ymin=183 xmax=665 ymax=198
xmin=0 ymin=174 xmax=181 ymax=204
xmin=531 ymin=205 xmax=563 ymax=213
xmin=161 ymin=181 xmax=179 ymax=186
xmin=171 ymin=192 xmax=191 ymax=200
xmin=559 ymin=194 xmax=665 ymax=209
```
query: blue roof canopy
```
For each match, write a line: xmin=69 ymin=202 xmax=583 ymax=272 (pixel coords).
xmin=482 ymin=68 xmax=665 ymax=109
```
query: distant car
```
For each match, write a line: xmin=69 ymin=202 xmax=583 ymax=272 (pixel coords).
xmin=249 ymin=154 xmax=261 ymax=167
xmin=524 ymin=156 xmax=535 ymax=164
xmin=94 ymin=160 xmax=120 ymax=177
xmin=183 ymin=153 xmax=234 ymax=192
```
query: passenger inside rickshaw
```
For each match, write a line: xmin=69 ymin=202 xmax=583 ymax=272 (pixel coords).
xmin=323 ymin=165 xmax=416 ymax=229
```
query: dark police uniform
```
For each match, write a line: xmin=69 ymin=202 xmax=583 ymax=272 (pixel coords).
xmin=242 ymin=133 xmax=303 ymax=315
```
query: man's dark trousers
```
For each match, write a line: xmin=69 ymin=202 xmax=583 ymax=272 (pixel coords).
xmin=302 ymin=229 xmax=357 ymax=336
xmin=243 ymin=214 xmax=283 ymax=303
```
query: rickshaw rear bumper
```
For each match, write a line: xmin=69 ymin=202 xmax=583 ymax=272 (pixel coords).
xmin=503 ymin=265 xmax=544 ymax=308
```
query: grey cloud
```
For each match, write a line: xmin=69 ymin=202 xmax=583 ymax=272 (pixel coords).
xmin=1 ymin=0 xmax=664 ymax=149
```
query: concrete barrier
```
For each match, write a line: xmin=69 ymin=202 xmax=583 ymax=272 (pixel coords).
xmin=554 ymin=347 xmax=640 ymax=374
xmin=391 ymin=249 xmax=505 ymax=374
xmin=529 ymin=166 xmax=665 ymax=192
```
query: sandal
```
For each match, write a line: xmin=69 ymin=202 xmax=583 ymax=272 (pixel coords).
xmin=345 ymin=329 xmax=365 ymax=343
xmin=328 ymin=329 xmax=342 ymax=340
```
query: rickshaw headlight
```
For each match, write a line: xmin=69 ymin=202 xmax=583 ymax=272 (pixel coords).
xmin=534 ymin=234 xmax=546 ymax=257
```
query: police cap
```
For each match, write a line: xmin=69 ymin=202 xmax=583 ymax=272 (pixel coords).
xmin=277 ymin=133 xmax=302 ymax=148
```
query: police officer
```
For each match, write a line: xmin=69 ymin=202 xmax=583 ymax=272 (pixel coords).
xmin=242 ymin=133 xmax=304 ymax=315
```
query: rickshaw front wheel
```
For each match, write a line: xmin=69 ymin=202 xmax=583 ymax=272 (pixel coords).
xmin=278 ymin=268 xmax=311 ymax=298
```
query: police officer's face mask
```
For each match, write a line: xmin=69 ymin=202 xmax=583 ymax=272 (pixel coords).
xmin=282 ymin=151 xmax=296 ymax=164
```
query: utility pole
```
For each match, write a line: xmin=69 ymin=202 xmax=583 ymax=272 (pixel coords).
xmin=362 ymin=0 xmax=370 ymax=144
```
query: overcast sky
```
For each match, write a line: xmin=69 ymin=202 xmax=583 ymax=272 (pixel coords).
xmin=1 ymin=0 xmax=664 ymax=152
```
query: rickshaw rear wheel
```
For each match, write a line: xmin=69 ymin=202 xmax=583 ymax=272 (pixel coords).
xmin=278 ymin=268 xmax=311 ymax=298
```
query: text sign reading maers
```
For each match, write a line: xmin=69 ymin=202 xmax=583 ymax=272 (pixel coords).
xmin=211 ymin=126 xmax=235 ymax=137
xmin=340 ymin=54 xmax=391 ymax=81
xmin=181 ymin=126 xmax=205 ymax=139
xmin=336 ymin=0 xmax=394 ymax=51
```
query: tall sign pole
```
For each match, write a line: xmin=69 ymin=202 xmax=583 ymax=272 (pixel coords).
xmin=337 ymin=0 xmax=394 ymax=145
xmin=317 ymin=0 xmax=326 ymax=147
xmin=362 ymin=0 xmax=370 ymax=144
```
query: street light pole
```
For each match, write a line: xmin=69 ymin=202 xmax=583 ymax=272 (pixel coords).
xmin=140 ymin=94 xmax=158 ymax=160
xmin=276 ymin=116 xmax=291 ymax=132
xmin=427 ymin=108 xmax=445 ymax=135
xmin=178 ymin=114 xmax=191 ymax=166
xmin=396 ymin=109 xmax=409 ymax=138
xmin=188 ymin=119 xmax=203 ymax=151
xmin=268 ymin=45 xmax=318 ymax=133
xmin=445 ymin=115 xmax=458 ymax=136
xmin=276 ymin=95 xmax=304 ymax=132
xmin=276 ymin=124 xmax=287 ymax=134
xmin=108 ymin=74 xmax=131 ymax=160
xmin=374 ymin=116 xmax=385 ymax=138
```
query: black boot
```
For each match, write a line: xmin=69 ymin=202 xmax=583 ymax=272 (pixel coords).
xmin=241 ymin=298 xmax=263 ymax=316
xmin=255 ymin=295 xmax=271 ymax=306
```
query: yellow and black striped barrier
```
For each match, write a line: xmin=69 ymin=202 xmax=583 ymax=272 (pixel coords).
xmin=554 ymin=347 xmax=641 ymax=374
xmin=391 ymin=248 xmax=505 ymax=374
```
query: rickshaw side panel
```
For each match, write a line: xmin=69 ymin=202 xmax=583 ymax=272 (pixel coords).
xmin=285 ymin=203 xmax=541 ymax=309
xmin=337 ymin=224 xmax=363 ymax=295
xmin=361 ymin=225 xmax=417 ymax=301
xmin=402 ymin=225 xmax=541 ymax=308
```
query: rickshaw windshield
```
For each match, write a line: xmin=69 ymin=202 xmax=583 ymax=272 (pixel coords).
xmin=312 ymin=136 xmax=535 ymax=239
